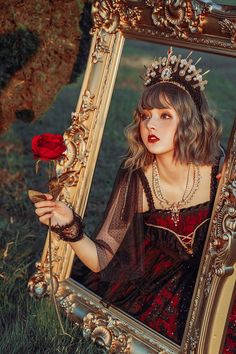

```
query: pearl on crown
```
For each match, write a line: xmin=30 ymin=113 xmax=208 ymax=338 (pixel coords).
xmin=143 ymin=47 xmax=209 ymax=92
xmin=161 ymin=67 xmax=172 ymax=80
xmin=188 ymin=65 xmax=196 ymax=72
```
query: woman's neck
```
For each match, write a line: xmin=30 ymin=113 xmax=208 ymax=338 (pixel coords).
xmin=155 ymin=154 xmax=190 ymax=186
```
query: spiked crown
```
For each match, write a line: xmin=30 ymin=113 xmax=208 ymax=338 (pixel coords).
xmin=143 ymin=47 xmax=210 ymax=109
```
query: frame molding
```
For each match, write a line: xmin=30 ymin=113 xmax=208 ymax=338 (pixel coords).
xmin=28 ymin=1 xmax=236 ymax=353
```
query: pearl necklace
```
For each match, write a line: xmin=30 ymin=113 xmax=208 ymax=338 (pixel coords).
xmin=152 ymin=161 xmax=201 ymax=226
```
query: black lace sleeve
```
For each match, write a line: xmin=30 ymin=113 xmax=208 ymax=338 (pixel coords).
xmin=91 ymin=165 xmax=145 ymax=280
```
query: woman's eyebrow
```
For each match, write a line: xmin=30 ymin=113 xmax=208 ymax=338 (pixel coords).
xmin=141 ymin=109 xmax=151 ymax=114
xmin=141 ymin=106 xmax=173 ymax=111
xmin=159 ymin=107 xmax=173 ymax=111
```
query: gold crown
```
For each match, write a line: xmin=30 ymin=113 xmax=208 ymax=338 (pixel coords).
xmin=143 ymin=47 xmax=210 ymax=105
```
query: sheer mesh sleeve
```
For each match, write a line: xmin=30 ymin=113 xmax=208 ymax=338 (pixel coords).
xmin=91 ymin=165 xmax=145 ymax=281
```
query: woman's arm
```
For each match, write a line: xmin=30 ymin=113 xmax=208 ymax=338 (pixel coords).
xmin=68 ymin=235 xmax=100 ymax=272
xmin=34 ymin=195 xmax=100 ymax=272
xmin=34 ymin=167 xmax=139 ymax=274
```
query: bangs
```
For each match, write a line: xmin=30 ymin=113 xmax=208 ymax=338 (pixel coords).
xmin=137 ymin=82 xmax=188 ymax=116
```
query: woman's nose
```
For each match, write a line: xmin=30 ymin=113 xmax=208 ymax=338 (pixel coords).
xmin=146 ymin=115 xmax=157 ymax=130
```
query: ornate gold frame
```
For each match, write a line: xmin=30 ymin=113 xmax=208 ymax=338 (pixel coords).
xmin=28 ymin=1 xmax=236 ymax=353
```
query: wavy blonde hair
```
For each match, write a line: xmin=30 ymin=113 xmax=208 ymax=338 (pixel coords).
xmin=124 ymin=82 xmax=222 ymax=170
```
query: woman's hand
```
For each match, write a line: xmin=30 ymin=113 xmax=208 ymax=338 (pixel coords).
xmin=34 ymin=194 xmax=73 ymax=227
xmin=34 ymin=194 xmax=100 ymax=273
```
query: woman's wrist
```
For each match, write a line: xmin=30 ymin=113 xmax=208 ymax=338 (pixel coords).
xmin=51 ymin=210 xmax=84 ymax=242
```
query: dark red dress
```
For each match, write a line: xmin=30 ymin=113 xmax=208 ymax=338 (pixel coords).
xmin=97 ymin=168 xmax=214 ymax=344
xmin=72 ymin=165 xmax=235 ymax=349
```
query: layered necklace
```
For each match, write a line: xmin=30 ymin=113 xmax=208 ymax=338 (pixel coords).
xmin=152 ymin=160 xmax=201 ymax=227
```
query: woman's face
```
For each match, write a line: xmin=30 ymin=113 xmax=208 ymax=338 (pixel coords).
xmin=139 ymin=105 xmax=180 ymax=157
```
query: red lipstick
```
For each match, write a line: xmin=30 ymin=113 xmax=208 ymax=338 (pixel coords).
xmin=148 ymin=134 xmax=160 ymax=143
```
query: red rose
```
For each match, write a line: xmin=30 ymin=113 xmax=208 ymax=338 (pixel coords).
xmin=32 ymin=133 xmax=66 ymax=160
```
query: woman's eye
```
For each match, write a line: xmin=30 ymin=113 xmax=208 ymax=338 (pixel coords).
xmin=161 ymin=113 xmax=171 ymax=119
xmin=141 ymin=114 xmax=150 ymax=121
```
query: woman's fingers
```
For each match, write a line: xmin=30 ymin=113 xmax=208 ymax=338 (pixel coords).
xmin=39 ymin=213 xmax=52 ymax=224
xmin=34 ymin=199 xmax=73 ymax=227
xmin=35 ymin=200 xmax=56 ymax=208
xmin=44 ymin=193 xmax=53 ymax=200
xmin=35 ymin=206 xmax=55 ymax=217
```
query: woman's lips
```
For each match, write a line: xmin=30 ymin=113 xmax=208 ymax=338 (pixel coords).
xmin=148 ymin=134 xmax=160 ymax=143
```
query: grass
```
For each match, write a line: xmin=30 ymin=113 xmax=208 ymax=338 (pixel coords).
xmin=0 ymin=79 xmax=101 ymax=353
xmin=0 ymin=38 xmax=235 ymax=353
xmin=218 ymin=0 xmax=236 ymax=5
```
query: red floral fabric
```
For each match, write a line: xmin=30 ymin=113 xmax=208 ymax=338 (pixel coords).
xmin=223 ymin=298 xmax=236 ymax=353
xmin=71 ymin=164 xmax=235 ymax=349
xmin=105 ymin=204 xmax=210 ymax=344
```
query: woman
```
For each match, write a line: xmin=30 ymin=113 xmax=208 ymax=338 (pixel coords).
xmin=34 ymin=48 xmax=223 ymax=344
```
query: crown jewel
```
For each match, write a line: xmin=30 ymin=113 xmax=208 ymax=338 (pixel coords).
xmin=143 ymin=47 xmax=210 ymax=107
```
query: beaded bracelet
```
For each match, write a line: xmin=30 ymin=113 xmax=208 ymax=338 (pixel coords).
xmin=51 ymin=211 xmax=84 ymax=242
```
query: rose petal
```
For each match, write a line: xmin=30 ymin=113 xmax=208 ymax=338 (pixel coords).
xmin=31 ymin=133 xmax=66 ymax=160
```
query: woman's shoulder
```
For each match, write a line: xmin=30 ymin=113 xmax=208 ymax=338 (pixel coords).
xmin=115 ymin=162 xmax=144 ymax=188
xmin=119 ymin=161 xmax=149 ymax=178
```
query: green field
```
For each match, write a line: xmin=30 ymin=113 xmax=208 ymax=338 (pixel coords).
xmin=218 ymin=0 xmax=236 ymax=5
xmin=1 ymin=34 xmax=236 ymax=354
